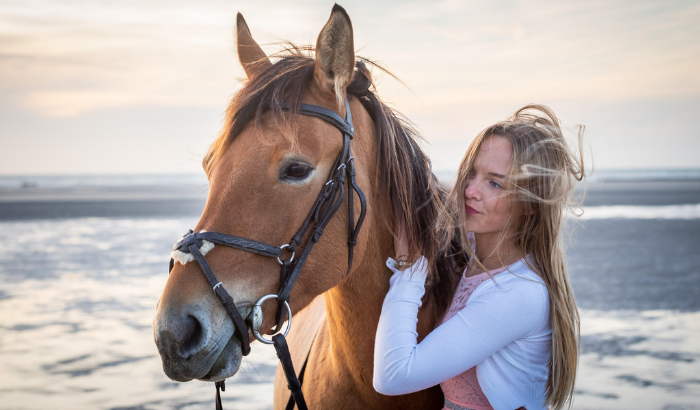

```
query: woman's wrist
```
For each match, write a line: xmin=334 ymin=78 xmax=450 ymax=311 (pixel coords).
xmin=386 ymin=256 xmax=429 ymax=282
xmin=394 ymin=254 xmax=419 ymax=271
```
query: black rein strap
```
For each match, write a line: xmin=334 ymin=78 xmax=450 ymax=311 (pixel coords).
xmin=274 ymin=334 xmax=307 ymax=410
xmin=168 ymin=99 xmax=366 ymax=410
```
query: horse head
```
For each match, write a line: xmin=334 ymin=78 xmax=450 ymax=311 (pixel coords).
xmin=154 ymin=7 xmax=453 ymax=408
xmin=154 ymin=5 xmax=372 ymax=382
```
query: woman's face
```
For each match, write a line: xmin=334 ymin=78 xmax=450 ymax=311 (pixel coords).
xmin=463 ymin=135 xmax=514 ymax=236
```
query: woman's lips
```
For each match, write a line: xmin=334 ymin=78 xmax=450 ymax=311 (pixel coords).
xmin=465 ymin=205 xmax=479 ymax=215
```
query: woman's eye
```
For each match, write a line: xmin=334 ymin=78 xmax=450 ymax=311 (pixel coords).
xmin=490 ymin=180 xmax=502 ymax=189
xmin=281 ymin=162 xmax=313 ymax=181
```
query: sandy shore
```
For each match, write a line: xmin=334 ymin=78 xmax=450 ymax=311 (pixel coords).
xmin=0 ymin=184 xmax=208 ymax=220
xmin=2 ymin=179 xmax=699 ymax=220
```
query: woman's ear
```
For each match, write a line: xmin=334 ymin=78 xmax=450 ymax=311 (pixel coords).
xmin=514 ymin=200 xmax=534 ymax=222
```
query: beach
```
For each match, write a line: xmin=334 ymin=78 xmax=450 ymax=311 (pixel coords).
xmin=0 ymin=174 xmax=698 ymax=409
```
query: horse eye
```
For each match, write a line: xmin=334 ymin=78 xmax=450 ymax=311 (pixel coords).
xmin=281 ymin=162 xmax=313 ymax=181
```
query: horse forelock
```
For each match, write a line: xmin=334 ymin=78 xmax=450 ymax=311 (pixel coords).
xmin=203 ymin=45 xmax=457 ymax=315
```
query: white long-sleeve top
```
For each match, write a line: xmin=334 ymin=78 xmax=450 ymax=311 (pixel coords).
xmin=373 ymin=256 xmax=552 ymax=410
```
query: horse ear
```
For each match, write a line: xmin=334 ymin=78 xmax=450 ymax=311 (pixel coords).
xmin=314 ymin=4 xmax=355 ymax=107
xmin=236 ymin=12 xmax=272 ymax=79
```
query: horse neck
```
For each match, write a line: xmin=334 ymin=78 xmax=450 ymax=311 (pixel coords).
xmin=321 ymin=102 xmax=442 ymax=385
xmin=323 ymin=214 xmax=441 ymax=386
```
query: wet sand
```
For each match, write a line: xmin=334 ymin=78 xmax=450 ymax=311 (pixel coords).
xmin=580 ymin=180 xmax=700 ymax=206
xmin=3 ymin=179 xmax=700 ymax=219
xmin=0 ymin=184 xmax=207 ymax=220
xmin=0 ymin=179 xmax=699 ymax=409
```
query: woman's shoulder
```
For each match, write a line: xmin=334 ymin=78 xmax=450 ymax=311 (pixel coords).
xmin=472 ymin=258 xmax=549 ymax=308
xmin=490 ymin=258 xmax=546 ymax=287
xmin=465 ymin=258 xmax=551 ymax=337
xmin=509 ymin=258 xmax=546 ymax=283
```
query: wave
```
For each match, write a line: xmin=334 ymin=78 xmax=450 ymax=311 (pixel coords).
xmin=591 ymin=168 xmax=700 ymax=182
xmin=0 ymin=174 xmax=207 ymax=189
xmin=579 ymin=204 xmax=700 ymax=220
xmin=432 ymin=168 xmax=700 ymax=184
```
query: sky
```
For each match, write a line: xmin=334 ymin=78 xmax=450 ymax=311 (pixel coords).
xmin=0 ymin=0 xmax=699 ymax=175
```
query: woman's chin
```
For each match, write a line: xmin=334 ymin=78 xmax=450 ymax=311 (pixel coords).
xmin=200 ymin=336 xmax=243 ymax=382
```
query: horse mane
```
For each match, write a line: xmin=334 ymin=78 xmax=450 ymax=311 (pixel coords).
xmin=203 ymin=46 xmax=459 ymax=314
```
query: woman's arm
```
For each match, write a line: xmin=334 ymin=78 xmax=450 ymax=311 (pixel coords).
xmin=372 ymin=259 xmax=547 ymax=396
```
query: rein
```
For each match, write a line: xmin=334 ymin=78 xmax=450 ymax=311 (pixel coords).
xmin=168 ymin=99 xmax=366 ymax=410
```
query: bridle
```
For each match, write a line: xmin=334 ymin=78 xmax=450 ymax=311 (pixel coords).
xmin=168 ymin=99 xmax=366 ymax=410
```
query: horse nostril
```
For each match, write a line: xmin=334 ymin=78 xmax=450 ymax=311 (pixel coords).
xmin=180 ymin=315 xmax=204 ymax=353
xmin=155 ymin=312 xmax=209 ymax=360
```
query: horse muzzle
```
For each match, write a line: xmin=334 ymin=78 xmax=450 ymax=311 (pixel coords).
xmin=153 ymin=301 xmax=252 ymax=382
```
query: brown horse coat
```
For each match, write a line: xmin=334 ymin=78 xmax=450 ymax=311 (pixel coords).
xmin=154 ymin=5 xmax=460 ymax=409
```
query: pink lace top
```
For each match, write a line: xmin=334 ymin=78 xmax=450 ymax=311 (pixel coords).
xmin=439 ymin=266 xmax=507 ymax=410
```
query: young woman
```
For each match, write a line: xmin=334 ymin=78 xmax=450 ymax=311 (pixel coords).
xmin=373 ymin=105 xmax=584 ymax=410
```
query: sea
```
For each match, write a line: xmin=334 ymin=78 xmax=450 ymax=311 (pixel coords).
xmin=0 ymin=170 xmax=699 ymax=410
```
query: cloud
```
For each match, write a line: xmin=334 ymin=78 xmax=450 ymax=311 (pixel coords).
xmin=0 ymin=0 xmax=699 ymax=173
xmin=2 ymin=0 xmax=699 ymax=117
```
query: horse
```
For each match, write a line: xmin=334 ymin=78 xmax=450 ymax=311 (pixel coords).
xmin=154 ymin=5 xmax=459 ymax=409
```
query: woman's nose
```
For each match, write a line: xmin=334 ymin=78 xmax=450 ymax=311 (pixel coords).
xmin=465 ymin=180 xmax=480 ymax=199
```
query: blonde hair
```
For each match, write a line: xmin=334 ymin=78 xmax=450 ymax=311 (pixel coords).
xmin=438 ymin=104 xmax=584 ymax=409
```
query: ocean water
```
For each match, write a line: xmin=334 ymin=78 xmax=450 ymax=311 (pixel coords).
xmin=0 ymin=174 xmax=208 ymax=189
xmin=2 ymin=168 xmax=699 ymax=190
xmin=0 ymin=218 xmax=280 ymax=410
xmin=0 ymin=174 xmax=699 ymax=410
